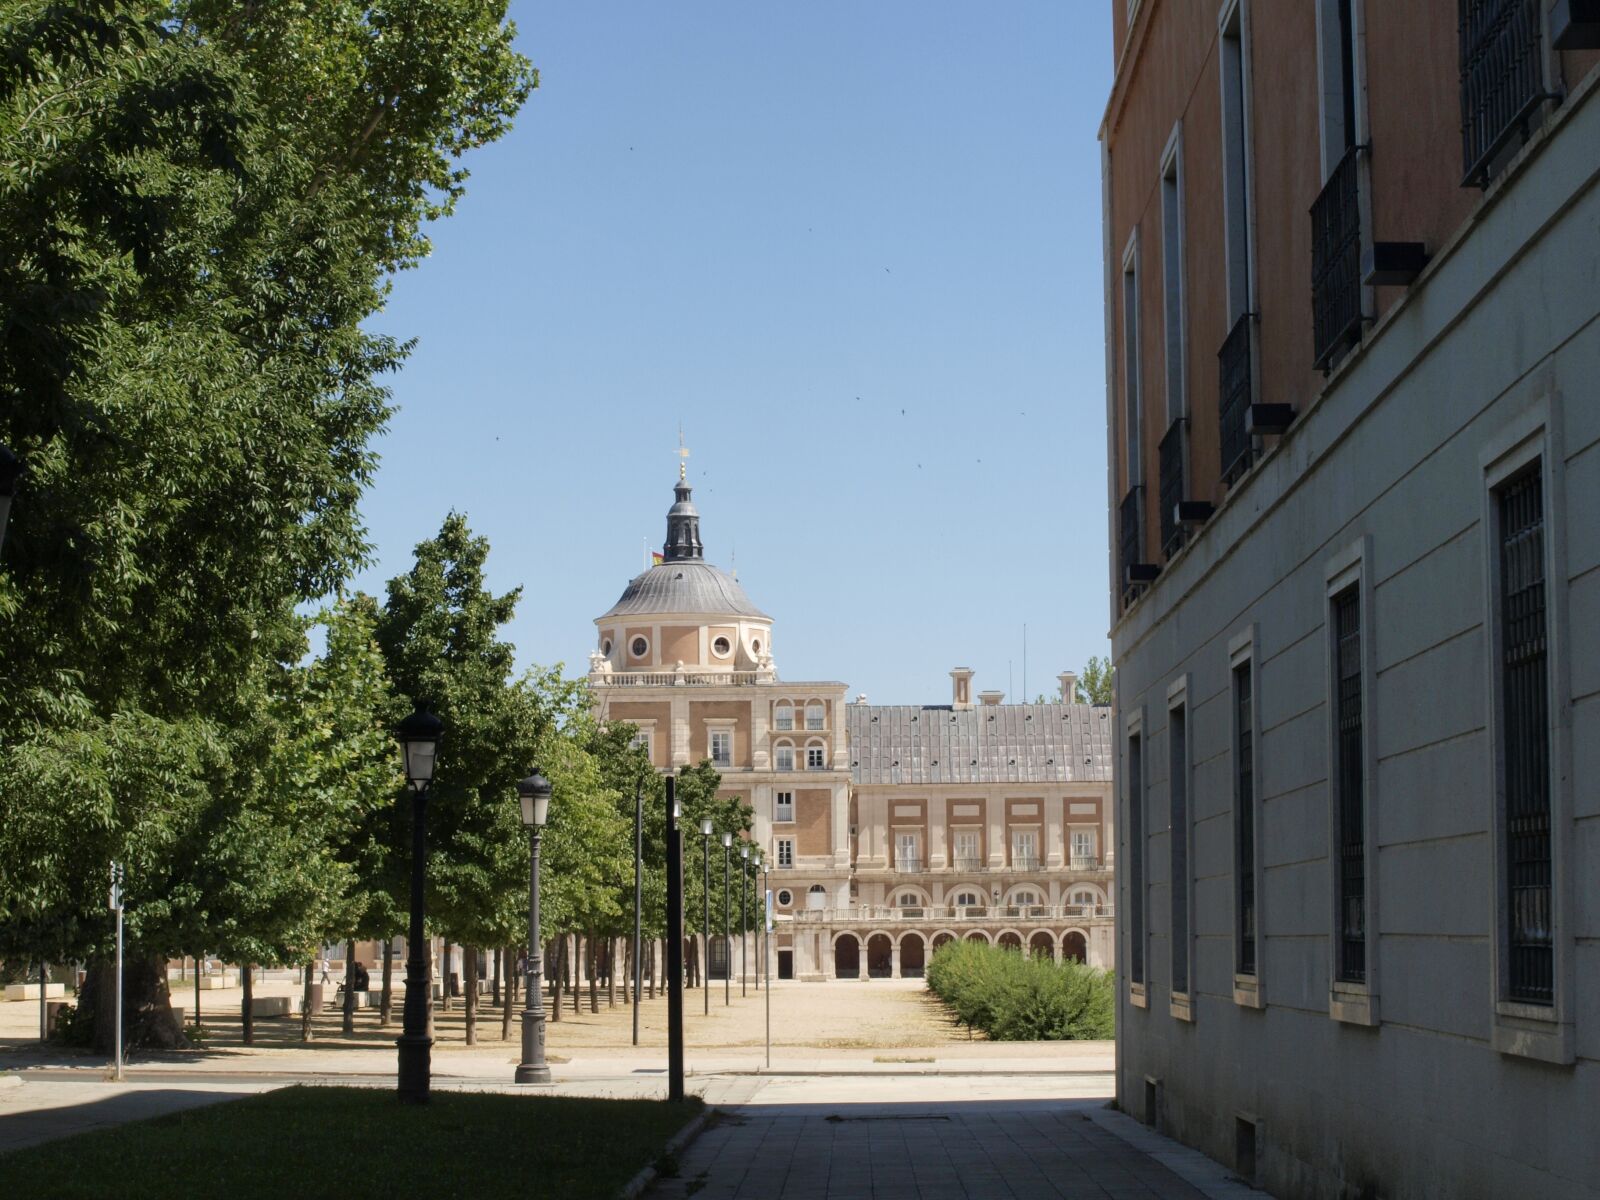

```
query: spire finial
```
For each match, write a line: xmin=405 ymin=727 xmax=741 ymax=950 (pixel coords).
xmin=677 ymin=425 xmax=689 ymax=482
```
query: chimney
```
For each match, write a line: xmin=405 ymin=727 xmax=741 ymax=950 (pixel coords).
xmin=1058 ymin=671 xmax=1079 ymax=704
xmin=950 ymin=667 xmax=974 ymax=710
xmin=978 ymin=690 xmax=1005 ymax=706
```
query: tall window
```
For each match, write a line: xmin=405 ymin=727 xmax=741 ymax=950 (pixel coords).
xmin=1122 ymin=240 xmax=1142 ymax=487
xmin=775 ymin=702 xmax=794 ymax=731
xmin=1160 ymin=132 xmax=1186 ymax=425
xmin=1332 ymin=586 xmax=1366 ymax=983
xmin=1071 ymin=829 xmax=1097 ymax=866
xmin=775 ymin=742 xmax=794 ymax=772
xmin=1219 ymin=0 xmax=1253 ymax=322
xmin=1234 ymin=661 xmax=1257 ymax=976
xmin=631 ymin=730 xmax=652 ymax=761
xmin=1499 ymin=468 xmax=1552 ymax=1004
xmin=1012 ymin=830 xmax=1038 ymax=870
xmin=953 ymin=830 xmax=980 ymax=869
xmin=1170 ymin=705 xmax=1190 ymax=995
xmin=710 ymin=729 xmax=732 ymax=766
xmin=805 ymin=702 xmax=825 ymax=730
xmin=896 ymin=832 xmax=922 ymax=871
xmin=1128 ymin=731 xmax=1146 ymax=985
xmin=774 ymin=791 xmax=794 ymax=823
xmin=776 ymin=838 xmax=794 ymax=868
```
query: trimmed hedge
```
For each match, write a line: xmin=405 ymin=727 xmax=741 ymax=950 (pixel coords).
xmin=925 ymin=939 xmax=1114 ymax=1041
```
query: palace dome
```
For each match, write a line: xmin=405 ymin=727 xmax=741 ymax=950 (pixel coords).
xmin=601 ymin=560 xmax=769 ymax=620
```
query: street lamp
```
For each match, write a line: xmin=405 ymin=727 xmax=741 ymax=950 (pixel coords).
xmin=665 ymin=776 xmax=685 ymax=1101
xmin=0 ymin=443 xmax=20 ymax=552
xmin=751 ymin=850 xmax=763 ymax=992
xmin=740 ymin=844 xmax=750 ymax=998
xmin=515 ymin=770 xmax=553 ymax=1085
xmin=722 ymin=831 xmax=733 ymax=1007
xmin=699 ymin=817 xmax=713 ymax=1015
xmin=395 ymin=704 xmax=442 ymax=1105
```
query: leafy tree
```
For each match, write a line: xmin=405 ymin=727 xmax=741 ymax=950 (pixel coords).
xmin=0 ymin=1 xmax=533 ymax=1046
xmin=1079 ymin=656 xmax=1114 ymax=706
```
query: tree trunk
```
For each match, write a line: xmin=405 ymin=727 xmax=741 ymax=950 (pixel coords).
xmin=379 ymin=939 xmax=394 ymax=1027
xmin=300 ymin=960 xmax=315 ymax=1042
xmin=648 ymin=939 xmax=656 ymax=1000
xmin=439 ymin=942 xmax=451 ymax=1012
xmin=464 ymin=945 xmax=478 ymax=1046
xmin=608 ymin=938 xmax=617 ymax=1008
xmin=500 ymin=946 xmax=516 ymax=1041
xmin=242 ymin=964 xmax=254 ymax=1045
xmin=492 ymin=947 xmax=501 ymax=1008
xmin=587 ymin=932 xmax=599 ymax=1013
xmin=80 ymin=955 xmax=186 ymax=1054
xmin=622 ymin=938 xmax=630 ymax=1006
xmin=571 ymin=935 xmax=580 ymax=1015
xmin=193 ymin=957 xmax=201 ymax=1029
xmin=342 ymin=939 xmax=356 ymax=1035
xmin=550 ymin=938 xmax=563 ymax=1022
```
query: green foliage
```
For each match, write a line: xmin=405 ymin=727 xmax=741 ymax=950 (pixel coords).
xmin=925 ymin=940 xmax=1114 ymax=1041
xmin=1079 ymin=655 xmax=1114 ymax=706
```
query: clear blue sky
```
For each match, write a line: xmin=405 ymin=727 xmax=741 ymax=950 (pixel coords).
xmin=353 ymin=2 xmax=1115 ymax=705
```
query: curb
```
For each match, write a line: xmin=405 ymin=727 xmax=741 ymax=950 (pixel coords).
xmin=0 ymin=1074 xmax=21 ymax=1091
xmin=617 ymin=1108 xmax=713 ymax=1200
xmin=740 ymin=1067 xmax=1113 ymax=1078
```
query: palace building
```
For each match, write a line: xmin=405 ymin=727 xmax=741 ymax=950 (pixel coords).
xmin=588 ymin=471 xmax=1115 ymax=981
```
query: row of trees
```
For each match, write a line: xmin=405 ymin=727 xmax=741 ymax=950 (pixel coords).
xmin=2 ymin=3 xmax=761 ymax=1050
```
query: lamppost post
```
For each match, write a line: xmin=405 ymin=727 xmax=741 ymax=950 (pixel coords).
xmin=722 ymin=832 xmax=732 ymax=1007
xmin=665 ymin=776 xmax=685 ymax=1101
xmin=752 ymin=850 xmax=762 ymax=991
xmin=394 ymin=705 xmax=442 ymax=1105
xmin=0 ymin=442 xmax=19 ymax=552
xmin=515 ymin=771 xmax=552 ymax=1085
xmin=699 ymin=818 xmax=712 ymax=1015
xmin=740 ymin=844 xmax=750 ymax=997
xmin=632 ymin=775 xmax=644 ymax=1047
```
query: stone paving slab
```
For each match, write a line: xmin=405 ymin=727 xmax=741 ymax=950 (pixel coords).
xmin=647 ymin=1099 xmax=1257 ymax=1200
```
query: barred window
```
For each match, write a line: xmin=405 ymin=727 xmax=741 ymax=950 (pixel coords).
xmin=1234 ymin=661 xmax=1257 ymax=976
xmin=1170 ymin=704 xmax=1190 ymax=996
xmin=1499 ymin=468 xmax=1552 ymax=1004
xmin=1332 ymin=586 xmax=1366 ymax=983
xmin=1128 ymin=732 xmax=1146 ymax=985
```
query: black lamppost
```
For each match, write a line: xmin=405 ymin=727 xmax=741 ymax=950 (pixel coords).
xmin=721 ymin=831 xmax=732 ymax=1006
xmin=739 ymin=844 xmax=750 ymax=997
xmin=631 ymin=773 xmax=644 ymax=1048
xmin=751 ymin=849 xmax=763 ymax=991
xmin=515 ymin=770 xmax=552 ymax=1085
xmin=0 ymin=443 xmax=20 ymax=551
xmin=699 ymin=817 xmax=712 ymax=1014
xmin=665 ymin=776 xmax=685 ymax=1101
xmin=395 ymin=704 xmax=442 ymax=1105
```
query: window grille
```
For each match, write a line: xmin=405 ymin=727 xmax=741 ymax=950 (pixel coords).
xmin=1500 ymin=469 xmax=1552 ymax=1003
xmin=1128 ymin=733 xmax=1146 ymax=984
xmin=1219 ymin=314 xmax=1253 ymax=486
xmin=1311 ymin=146 xmax=1363 ymax=370
xmin=1120 ymin=486 xmax=1146 ymax=606
xmin=1159 ymin=420 xmax=1188 ymax=559
xmin=1235 ymin=662 xmax=1257 ymax=976
xmin=1459 ymin=0 xmax=1547 ymax=187
xmin=1333 ymin=587 xmax=1366 ymax=983
xmin=1170 ymin=706 xmax=1190 ymax=994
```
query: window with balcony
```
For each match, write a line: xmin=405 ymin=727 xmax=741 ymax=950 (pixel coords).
xmin=774 ymin=791 xmax=794 ymax=823
xmin=805 ymin=702 xmax=824 ymax=730
xmin=774 ymin=702 xmax=794 ymax=731
xmin=1312 ymin=0 xmax=1366 ymax=371
xmin=1460 ymin=0 xmax=1551 ymax=188
xmin=1219 ymin=1 xmax=1257 ymax=487
xmin=709 ymin=729 xmax=732 ymax=767
xmin=775 ymin=742 xmax=794 ymax=772
xmin=1011 ymin=830 xmax=1038 ymax=871
xmin=896 ymin=832 xmax=922 ymax=873
xmin=952 ymin=830 xmax=981 ymax=870
xmin=1071 ymin=830 xmax=1098 ymax=868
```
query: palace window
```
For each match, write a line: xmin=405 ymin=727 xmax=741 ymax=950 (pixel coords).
xmin=952 ymin=830 xmax=981 ymax=869
xmin=1332 ymin=585 xmax=1366 ymax=984
xmin=1128 ymin=730 xmax=1146 ymax=986
xmin=709 ymin=729 xmax=732 ymax=767
xmin=805 ymin=702 xmax=825 ymax=730
xmin=806 ymin=742 xmax=826 ymax=770
xmin=1234 ymin=658 xmax=1258 ymax=977
xmin=775 ymin=742 xmax=794 ymax=772
xmin=1170 ymin=700 xmax=1191 ymax=996
xmin=630 ymin=636 xmax=649 ymax=659
xmin=1071 ymin=829 xmax=1097 ymax=867
xmin=1011 ymin=830 xmax=1038 ymax=870
xmin=776 ymin=839 xmax=794 ymax=868
xmin=774 ymin=791 xmax=794 ymax=823
xmin=775 ymin=702 xmax=794 ymax=731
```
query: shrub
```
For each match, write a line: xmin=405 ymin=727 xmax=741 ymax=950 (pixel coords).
xmin=925 ymin=940 xmax=1113 ymax=1040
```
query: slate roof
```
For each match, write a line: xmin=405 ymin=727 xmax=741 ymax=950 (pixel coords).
xmin=600 ymin=561 xmax=770 ymax=620
xmin=847 ymin=703 xmax=1114 ymax=786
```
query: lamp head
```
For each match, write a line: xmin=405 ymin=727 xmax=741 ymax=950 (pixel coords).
xmin=722 ymin=831 xmax=732 ymax=848
xmin=396 ymin=705 xmax=444 ymax=790
xmin=700 ymin=817 xmax=713 ymax=837
xmin=740 ymin=844 xmax=749 ymax=860
xmin=517 ymin=770 xmax=552 ymax=827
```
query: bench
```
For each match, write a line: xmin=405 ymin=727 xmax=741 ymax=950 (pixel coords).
xmin=3 ymin=983 xmax=65 ymax=1002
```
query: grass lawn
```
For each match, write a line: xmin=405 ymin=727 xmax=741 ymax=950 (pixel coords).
xmin=0 ymin=1086 xmax=703 ymax=1199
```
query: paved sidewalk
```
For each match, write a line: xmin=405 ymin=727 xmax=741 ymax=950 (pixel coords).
xmin=646 ymin=1097 xmax=1259 ymax=1200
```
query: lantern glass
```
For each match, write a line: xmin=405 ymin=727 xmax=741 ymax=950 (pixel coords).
xmin=722 ymin=831 xmax=732 ymax=848
xmin=396 ymin=706 xmax=443 ymax=790
xmin=700 ymin=817 xmax=713 ymax=837
xmin=517 ymin=772 xmax=552 ymax=828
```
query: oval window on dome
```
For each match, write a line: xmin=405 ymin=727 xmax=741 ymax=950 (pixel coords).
xmin=630 ymin=636 xmax=649 ymax=658
xmin=752 ymin=639 xmax=763 ymax=655
xmin=712 ymin=635 xmax=732 ymax=658
xmin=602 ymin=639 xmax=613 ymax=656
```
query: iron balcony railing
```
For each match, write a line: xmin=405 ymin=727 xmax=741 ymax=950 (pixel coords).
xmin=951 ymin=856 xmax=985 ymax=871
xmin=859 ymin=858 xmax=1110 ymax=875
xmin=1219 ymin=313 xmax=1254 ymax=486
xmin=1311 ymin=145 xmax=1364 ymax=371
xmin=1067 ymin=854 xmax=1103 ymax=871
xmin=1120 ymin=485 xmax=1144 ymax=585
xmin=790 ymin=903 xmax=1114 ymax=925
xmin=1010 ymin=855 xmax=1040 ymax=871
xmin=1460 ymin=0 xmax=1547 ymax=187
xmin=895 ymin=858 xmax=924 ymax=874
xmin=1158 ymin=419 xmax=1188 ymax=559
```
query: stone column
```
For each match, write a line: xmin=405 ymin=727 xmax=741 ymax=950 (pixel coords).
xmin=891 ymin=941 xmax=902 ymax=979
xmin=987 ymin=796 xmax=1006 ymax=867
xmin=930 ymin=795 xmax=948 ymax=868
xmin=1045 ymin=794 xmax=1065 ymax=867
xmin=857 ymin=940 xmax=867 ymax=981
